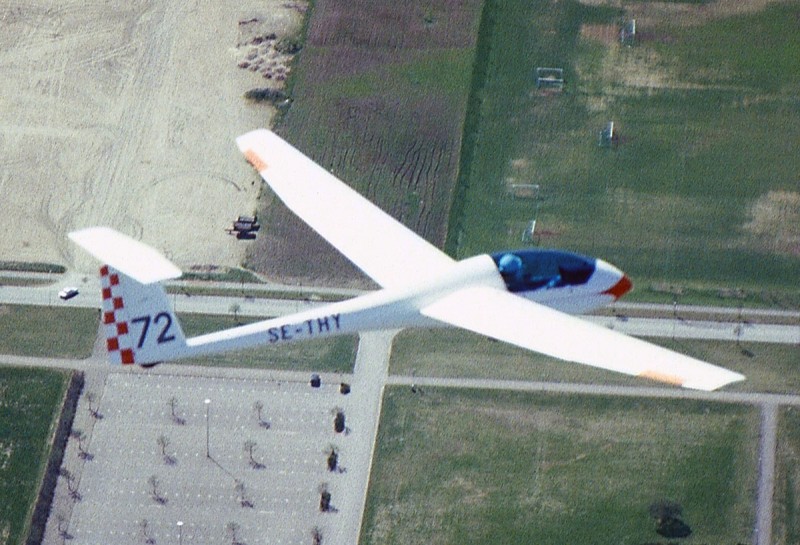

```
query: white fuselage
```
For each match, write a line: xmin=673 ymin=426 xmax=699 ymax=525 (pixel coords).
xmin=180 ymin=254 xmax=625 ymax=360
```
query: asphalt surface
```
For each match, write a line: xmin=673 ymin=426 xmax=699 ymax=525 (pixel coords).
xmin=2 ymin=279 xmax=798 ymax=344
xmin=754 ymin=403 xmax=778 ymax=545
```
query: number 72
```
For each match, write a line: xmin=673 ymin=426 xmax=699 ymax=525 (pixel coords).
xmin=131 ymin=313 xmax=176 ymax=348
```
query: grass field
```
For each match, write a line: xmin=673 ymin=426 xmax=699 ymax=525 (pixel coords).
xmin=450 ymin=0 xmax=800 ymax=298
xmin=0 ymin=305 xmax=97 ymax=359
xmin=178 ymin=313 xmax=358 ymax=373
xmin=0 ymin=305 xmax=357 ymax=372
xmin=390 ymin=327 xmax=800 ymax=393
xmin=361 ymin=387 xmax=757 ymax=545
xmin=0 ymin=367 xmax=69 ymax=545
xmin=775 ymin=407 xmax=800 ymax=544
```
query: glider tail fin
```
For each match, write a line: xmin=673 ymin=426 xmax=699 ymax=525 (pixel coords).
xmin=98 ymin=264 xmax=187 ymax=365
xmin=68 ymin=227 xmax=189 ymax=365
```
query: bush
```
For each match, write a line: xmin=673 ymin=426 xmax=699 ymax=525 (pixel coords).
xmin=243 ymin=88 xmax=288 ymax=104
xmin=275 ymin=38 xmax=302 ymax=54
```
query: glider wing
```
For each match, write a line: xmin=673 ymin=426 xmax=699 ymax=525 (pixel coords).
xmin=236 ymin=129 xmax=456 ymax=288
xmin=421 ymin=286 xmax=745 ymax=391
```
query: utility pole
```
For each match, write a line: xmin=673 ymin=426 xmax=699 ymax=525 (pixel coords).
xmin=205 ymin=399 xmax=211 ymax=458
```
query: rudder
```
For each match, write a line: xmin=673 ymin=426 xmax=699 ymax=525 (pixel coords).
xmin=99 ymin=264 xmax=187 ymax=365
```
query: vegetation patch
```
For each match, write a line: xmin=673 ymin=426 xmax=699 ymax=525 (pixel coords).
xmin=391 ymin=327 xmax=800 ymax=393
xmin=625 ymin=281 xmax=800 ymax=309
xmin=449 ymin=0 xmax=800 ymax=295
xmin=180 ymin=266 xmax=263 ymax=284
xmin=235 ymin=14 xmax=305 ymax=85
xmin=0 ymin=367 xmax=70 ymax=545
xmin=178 ymin=313 xmax=357 ymax=373
xmin=0 ymin=262 xmax=65 ymax=274
xmin=0 ymin=305 xmax=97 ymax=359
xmin=243 ymin=87 xmax=289 ymax=105
xmin=743 ymin=190 xmax=800 ymax=256
xmin=775 ymin=407 xmax=800 ymax=545
xmin=166 ymin=283 xmax=348 ymax=302
xmin=361 ymin=387 xmax=756 ymax=545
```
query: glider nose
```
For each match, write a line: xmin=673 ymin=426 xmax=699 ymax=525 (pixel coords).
xmin=604 ymin=273 xmax=632 ymax=300
xmin=595 ymin=259 xmax=633 ymax=300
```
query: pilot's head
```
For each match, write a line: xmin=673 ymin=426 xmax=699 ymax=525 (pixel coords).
xmin=497 ymin=253 xmax=523 ymax=280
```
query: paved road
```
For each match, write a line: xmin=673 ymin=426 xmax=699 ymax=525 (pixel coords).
xmin=329 ymin=331 xmax=396 ymax=545
xmin=754 ymin=403 xmax=778 ymax=545
xmin=613 ymin=301 xmax=800 ymax=320
xmin=388 ymin=375 xmax=800 ymax=407
xmin=2 ymin=281 xmax=798 ymax=344
xmin=586 ymin=314 xmax=799 ymax=344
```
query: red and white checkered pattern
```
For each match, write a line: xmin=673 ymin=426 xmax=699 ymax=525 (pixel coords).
xmin=100 ymin=264 xmax=135 ymax=364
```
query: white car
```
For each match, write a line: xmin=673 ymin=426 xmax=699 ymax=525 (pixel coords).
xmin=58 ymin=287 xmax=79 ymax=300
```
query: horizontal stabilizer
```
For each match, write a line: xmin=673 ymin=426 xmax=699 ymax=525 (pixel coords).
xmin=422 ymin=286 xmax=745 ymax=391
xmin=69 ymin=227 xmax=182 ymax=284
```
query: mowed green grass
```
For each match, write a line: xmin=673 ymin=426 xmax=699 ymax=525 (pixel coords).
xmin=776 ymin=407 xmax=800 ymax=544
xmin=361 ymin=387 xmax=757 ymax=545
xmin=452 ymin=0 xmax=800 ymax=295
xmin=0 ymin=305 xmax=357 ymax=372
xmin=0 ymin=305 xmax=97 ymax=359
xmin=391 ymin=327 xmax=800 ymax=393
xmin=0 ymin=367 xmax=69 ymax=545
xmin=178 ymin=313 xmax=357 ymax=373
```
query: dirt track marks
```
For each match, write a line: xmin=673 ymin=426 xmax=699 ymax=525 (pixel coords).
xmin=0 ymin=1 xmax=305 ymax=271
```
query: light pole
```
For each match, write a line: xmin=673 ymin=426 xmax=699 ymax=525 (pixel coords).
xmin=177 ymin=521 xmax=183 ymax=545
xmin=204 ymin=399 xmax=211 ymax=458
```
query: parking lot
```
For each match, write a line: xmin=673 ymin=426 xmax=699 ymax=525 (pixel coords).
xmin=67 ymin=370 xmax=353 ymax=545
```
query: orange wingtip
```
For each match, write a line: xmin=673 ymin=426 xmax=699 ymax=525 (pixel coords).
xmin=638 ymin=370 xmax=684 ymax=386
xmin=244 ymin=149 xmax=268 ymax=172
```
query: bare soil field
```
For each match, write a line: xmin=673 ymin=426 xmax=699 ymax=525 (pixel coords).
xmin=246 ymin=0 xmax=484 ymax=287
xmin=744 ymin=190 xmax=800 ymax=256
xmin=579 ymin=0 xmax=787 ymax=26
xmin=0 ymin=1 xmax=305 ymax=276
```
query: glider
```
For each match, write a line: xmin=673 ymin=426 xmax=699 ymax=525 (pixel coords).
xmin=68 ymin=129 xmax=745 ymax=391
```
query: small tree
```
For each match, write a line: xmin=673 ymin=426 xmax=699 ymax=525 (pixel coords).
xmin=230 ymin=303 xmax=242 ymax=324
xmin=60 ymin=468 xmax=81 ymax=500
xmin=333 ymin=411 xmax=345 ymax=434
xmin=235 ymin=480 xmax=254 ymax=508
xmin=85 ymin=391 xmax=102 ymax=419
xmin=157 ymin=435 xmax=176 ymax=465
xmin=157 ymin=435 xmax=169 ymax=457
xmin=71 ymin=430 xmax=92 ymax=460
xmin=226 ymin=521 xmax=241 ymax=545
xmin=56 ymin=513 xmax=71 ymax=540
xmin=649 ymin=499 xmax=691 ymax=538
xmin=648 ymin=499 xmax=682 ymax=522
xmin=244 ymin=440 xmax=263 ymax=469
xmin=148 ymin=475 xmax=166 ymax=504
xmin=319 ymin=483 xmax=332 ymax=512
xmin=253 ymin=401 xmax=270 ymax=429
xmin=168 ymin=397 xmax=185 ymax=425
xmin=139 ymin=519 xmax=156 ymax=545
xmin=326 ymin=447 xmax=338 ymax=472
